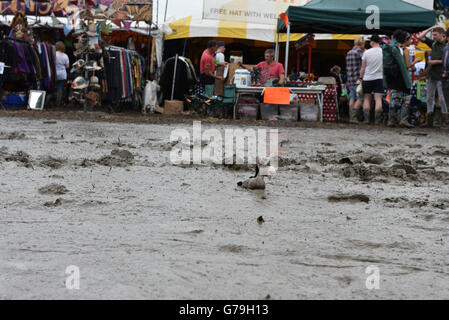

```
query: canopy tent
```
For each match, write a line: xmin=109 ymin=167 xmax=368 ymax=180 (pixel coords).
xmin=165 ymin=14 xmax=381 ymax=43
xmin=277 ymin=0 xmax=436 ymax=35
xmin=276 ymin=0 xmax=435 ymax=80
xmin=163 ymin=0 xmax=378 ymax=43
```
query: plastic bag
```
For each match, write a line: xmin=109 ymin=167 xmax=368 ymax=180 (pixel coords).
xmin=357 ymin=82 xmax=363 ymax=98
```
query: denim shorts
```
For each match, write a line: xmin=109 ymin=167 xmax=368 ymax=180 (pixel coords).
xmin=349 ymin=84 xmax=364 ymax=101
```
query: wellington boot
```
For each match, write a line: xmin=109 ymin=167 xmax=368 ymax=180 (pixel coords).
xmin=56 ymin=93 xmax=62 ymax=108
xmin=374 ymin=111 xmax=383 ymax=125
xmin=424 ymin=112 xmax=434 ymax=128
xmin=443 ymin=114 xmax=449 ymax=126
xmin=387 ymin=109 xmax=397 ymax=127
xmin=363 ymin=110 xmax=370 ymax=124
xmin=399 ymin=119 xmax=414 ymax=128
xmin=349 ymin=108 xmax=360 ymax=124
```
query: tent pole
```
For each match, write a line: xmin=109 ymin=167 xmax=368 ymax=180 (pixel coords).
xmin=164 ymin=0 xmax=169 ymax=23
xmin=275 ymin=32 xmax=280 ymax=62
xmin=308 ymin=43 xmax=312 ymax=82
xmin=285 ymin=22 xmax=290 ymax=79
xmin=297 ymin=51 xmax=300 ymax=73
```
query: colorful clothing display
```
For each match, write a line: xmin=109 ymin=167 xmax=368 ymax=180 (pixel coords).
xmin=103 ymin=46 xmax=144 ymax=102
xmin=0 ymin=38 xmax=46 ymax=84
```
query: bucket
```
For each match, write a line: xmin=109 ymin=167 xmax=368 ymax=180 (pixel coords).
xmin=234 ymin=69 xmax=251 ymax=88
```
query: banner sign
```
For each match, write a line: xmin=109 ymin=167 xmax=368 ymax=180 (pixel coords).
xmin=203 ymin=0 xmax=310 ymax=25
xmin=0 ymin=0 xmax=77 ymax=17
xmin=110 ymin=0 xmax=153 ymax=22
xmin=0 ymin=0 xmax=152 ymax=22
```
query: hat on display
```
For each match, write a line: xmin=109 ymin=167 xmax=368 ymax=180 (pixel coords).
xmin=85 ymin=60 xmax=102 ymax=71
xmin=89 ymin=75 xmax=101 ymax=89
xmin=72 ymin=27 xmax=86 ymax=36
xmin=74 ymin=45 xmax=88 ymax=56
xmin=71 ymin=76 xmax=89 ymax=90
xmin=70 ymin=59 xmax=86 ymax=73
xmin=74 ymin=41 xmax=88 ymax=50
xmin=87 ymin=23 xmax=98 ymax=37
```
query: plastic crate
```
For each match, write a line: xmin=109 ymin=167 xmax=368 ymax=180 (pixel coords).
xmin=279 ymin=105 xmax=299 ymax=121
xmin=238 ymin=104 xmax=259 ymax=120
xmin=260 ymin=103 xmax=279 ymax=120
xmin=1 ymin=94 xmax=26 ymax=109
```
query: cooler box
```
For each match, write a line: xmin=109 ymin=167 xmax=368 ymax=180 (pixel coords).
xmin=234 ymin=69 xmax=251 ymax=88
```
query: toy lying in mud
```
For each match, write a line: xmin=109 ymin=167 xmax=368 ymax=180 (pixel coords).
xmin=237 ymin=162 xmax=277 ymax=190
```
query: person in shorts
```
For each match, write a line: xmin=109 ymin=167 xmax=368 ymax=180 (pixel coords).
xmin=360 ymin=35 xmax=384 ymax=125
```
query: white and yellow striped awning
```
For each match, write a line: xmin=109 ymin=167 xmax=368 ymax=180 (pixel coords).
xmin=164 ymin=15 xmax=369 ymax=43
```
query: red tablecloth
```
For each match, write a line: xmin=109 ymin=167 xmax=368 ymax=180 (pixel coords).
xmin=294 ymin=84 xmax=338 ymax=122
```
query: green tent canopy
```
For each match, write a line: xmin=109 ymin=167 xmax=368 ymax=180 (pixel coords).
xmin=277 ymin=0 xmax=436 ymax=35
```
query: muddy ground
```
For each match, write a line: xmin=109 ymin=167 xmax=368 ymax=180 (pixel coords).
xmin=1 ymin=111 xmax=449 ymax=299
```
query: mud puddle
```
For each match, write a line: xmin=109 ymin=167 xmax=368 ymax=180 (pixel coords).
xmin=1 ymin=117 xmax=449 ymax=299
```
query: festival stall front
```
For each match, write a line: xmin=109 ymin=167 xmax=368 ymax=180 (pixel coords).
xmin=0 ymin=0 xmax=153 ymax=111
xmin=274 ymin=0 xmax=436 ymax=122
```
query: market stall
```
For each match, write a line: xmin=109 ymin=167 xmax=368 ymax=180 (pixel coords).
xmin=0 ymin=0 xmax=153 ymax=111
xmin=275 ymin=0 xmax=436 ymax=122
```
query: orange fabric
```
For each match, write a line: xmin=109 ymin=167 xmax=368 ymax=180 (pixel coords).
xmin=263 ymin=87 xmax=290 ymax=105
xmin=280 ymin=13 xmax=289 ymax=26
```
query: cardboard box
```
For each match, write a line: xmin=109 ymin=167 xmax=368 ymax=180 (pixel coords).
xmin=163 ymin=100 xmax=184 ymax=115
xmin=155 ymin=106 xmax=165 ymax=114
xmin=215 ymin=65 xmax=225 ymax=96
xmin=226 ymin=63 xmax=255 ymax=85
xmin=226 ymin=63 xmax=240 ymax=85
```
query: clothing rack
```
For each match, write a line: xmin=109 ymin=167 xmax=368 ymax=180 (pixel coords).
xmin=4 ymin=37 xmax=31 ymax=44
xmin=105 ymin=46 xmax=141 ymax=56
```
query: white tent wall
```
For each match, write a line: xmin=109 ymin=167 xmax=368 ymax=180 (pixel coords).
xmin=160 ymin=0 xmax=312 ymax=43
xmin=157 ymin=0 xmax=435 ymax=43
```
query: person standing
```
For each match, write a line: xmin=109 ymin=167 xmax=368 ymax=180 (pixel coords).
xmin=442 ymin=29 xmax=449 ymax=127
xmin=55 ymin=41 xmax=69 ymax=107
xmin=384 ymin=30 xmax=420 ymax=128
xmin=419 ymin=26 xmax=448 ymax=127
xmin=215 ymin=41 xmax=227 ymax=67
xmin=346 ymin=36 xmax=365 ymax=123
xmin=239 ymin=49 xmax=285 ymax=86
xmin=330 ymin=65 xmax=343 ymax=106
xmin=200 ymin=40 xmax=224 ymax=88
xmin=359 ymin=35 xmax=384 ymax=125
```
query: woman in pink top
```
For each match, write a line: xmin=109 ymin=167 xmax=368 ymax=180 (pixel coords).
xmin=239 ymin=49 xmax=285 ymax=86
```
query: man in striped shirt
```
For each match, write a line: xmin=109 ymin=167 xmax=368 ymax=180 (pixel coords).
xmin=346 ymin=37 xmax=366 ymax=123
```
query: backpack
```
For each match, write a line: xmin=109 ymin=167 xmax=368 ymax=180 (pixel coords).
xmin=382 ymin=44 xmax=406 ymax=90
